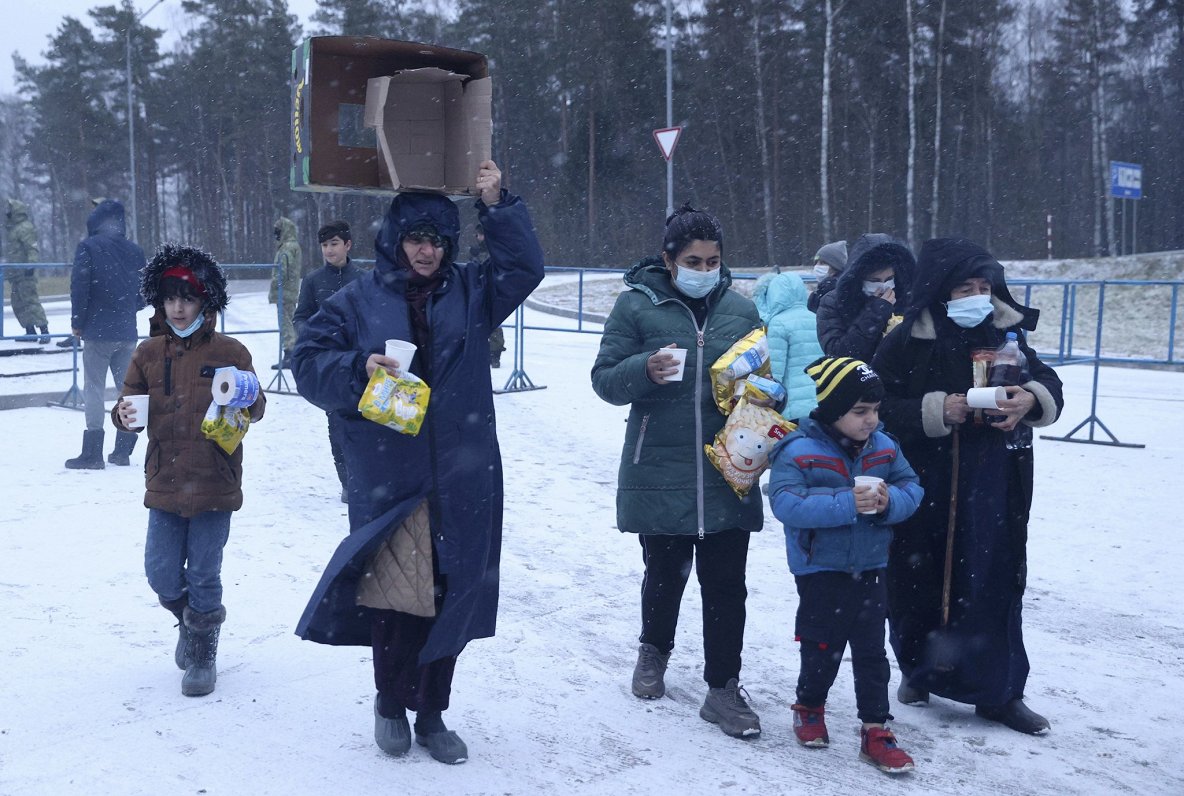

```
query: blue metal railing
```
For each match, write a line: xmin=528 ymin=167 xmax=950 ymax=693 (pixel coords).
xmin=5 ymin=263 xmax=1181 ymax=410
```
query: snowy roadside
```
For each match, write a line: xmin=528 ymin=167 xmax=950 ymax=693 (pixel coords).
xmin=0 ymin=292 xmax=1181 ymax=795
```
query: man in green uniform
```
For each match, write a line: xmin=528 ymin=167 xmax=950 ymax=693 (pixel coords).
xmin=268 ymin=216 xmax=302 ymax=369
xmin=5 ymin=199 xmax=50 ymax=343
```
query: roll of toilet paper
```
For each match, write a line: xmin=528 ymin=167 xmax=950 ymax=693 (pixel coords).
xmin=211 ymin=367 xmax=260 ymax=408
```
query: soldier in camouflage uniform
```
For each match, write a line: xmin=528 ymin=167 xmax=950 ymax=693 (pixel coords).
xmin=5 ymin=199 xmax=50 ymax=343
xmin=268 ymin=216 xmax=302 ymax=369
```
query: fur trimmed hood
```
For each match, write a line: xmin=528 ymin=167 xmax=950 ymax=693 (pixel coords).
xmin=141 ymin=244 xmax=229 ymax=313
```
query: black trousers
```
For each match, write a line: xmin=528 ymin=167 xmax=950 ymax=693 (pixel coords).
xmin=638 ymin=530 xmax=750 ymax=689
xmin=371 ymin=610 xmax=458 ymax=714
xmin=326 ymin=411 xmax=348 ymax=489
xmin=794 ymin=569 xmax=891 ymax=724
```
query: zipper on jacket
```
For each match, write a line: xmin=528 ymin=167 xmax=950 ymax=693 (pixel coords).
xmin=164 ymin=356 xmax=172 ymax=396
xmin=691 ymin=323 xmax=706 ymax=538
xmin=632 ymin=413 xmax=650 ymax=464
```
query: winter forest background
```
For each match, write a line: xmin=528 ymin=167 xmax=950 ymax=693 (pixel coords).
xmin=0 ymin=0 xmax=1180 ymax=271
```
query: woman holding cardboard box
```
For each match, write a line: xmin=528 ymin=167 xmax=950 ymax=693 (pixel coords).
xmin=292 ymin=161 xmax=545 ymax=764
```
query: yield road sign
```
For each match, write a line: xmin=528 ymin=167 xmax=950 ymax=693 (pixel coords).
xmin=653 ymin=127 xmax=682 ymax=161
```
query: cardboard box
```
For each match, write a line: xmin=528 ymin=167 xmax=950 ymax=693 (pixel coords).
xmin=290 ymin=36 xmax=491 ymax=197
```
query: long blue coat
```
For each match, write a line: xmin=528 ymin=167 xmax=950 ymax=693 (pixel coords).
xmin=292 ymin=190 xmax=545 ymax=664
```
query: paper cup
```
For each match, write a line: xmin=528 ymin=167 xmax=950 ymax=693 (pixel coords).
xmin=966 ymin=386 xmax=1007 ymax=409
xmin=124 ymin=394 xmax=149 ymax=431
xmin=665 ymin=348 xmax=688 ymax=382
xmin=853 ymin=475 xmax=884 ymax=514
xmin=384 ymin=339 xmax=417 ymax=373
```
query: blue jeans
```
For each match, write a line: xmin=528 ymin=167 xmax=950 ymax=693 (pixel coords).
xmin=144 ymin=509 xmax=232 ymax=614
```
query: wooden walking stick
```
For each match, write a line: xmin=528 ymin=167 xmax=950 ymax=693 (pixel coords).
xmin=941 ymin=425 xmax=960 ymax=627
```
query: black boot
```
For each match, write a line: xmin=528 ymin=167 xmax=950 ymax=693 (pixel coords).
xmin=16 ymin=325 xmax=38 ymax=342
xmin=975 ymin=699 xmax=1050 ymax=735
xmin=159 ymin=595 xmax=191 ymax=670
xmin=108 ymin=431 xmax=138 ymax=466
xmin=65 ymin=430 xmax=105 ymax=470
xmin=38 ymin=325 xmax=50 ymax=344
xmin=182 ymin=605 xmax=225 ymax=697
xmin=56 ymin=335 xmax=78 ymax=349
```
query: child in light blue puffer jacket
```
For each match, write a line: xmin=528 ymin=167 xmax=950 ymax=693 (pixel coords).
xmin=754 ymin=271 xmax=824 ymax=421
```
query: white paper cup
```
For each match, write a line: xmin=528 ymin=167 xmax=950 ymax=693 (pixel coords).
xmin=967 ymin=386 xmax=1007 ymax=409
xmin=853 ymin=475 xmax=884 ymax=514
xmin=665 ymin=348 xmax=688 ymax=382
xmin=124 ymin=394 xmax=149 ymax=430
xmin=384 ymin=339 xmax=417 ymax=373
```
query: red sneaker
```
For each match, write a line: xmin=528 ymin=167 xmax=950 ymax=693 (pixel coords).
xmin=860 ymin=726 xmax=915 ymax=774
xmin=791 ymin=703 xmax=829 ymax=748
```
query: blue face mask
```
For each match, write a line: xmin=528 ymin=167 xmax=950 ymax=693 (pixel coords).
xmin=945 ymin=294 xmax=993 ymax=328
xmin=167 ymin=313 xmax=205 ymax=339
xmin=672 ymin=265 xmax=721 ymax=298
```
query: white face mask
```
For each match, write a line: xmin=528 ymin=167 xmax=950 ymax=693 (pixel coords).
xmin=672 ymin=265 xmax=721 ymax=298
xmin=862 ymin=278 xmax=895 ymax=297
xmin=945 ymin=294 xmax=993 ymax=328
xmin=812 ymin=264 xmax=830 ymax=278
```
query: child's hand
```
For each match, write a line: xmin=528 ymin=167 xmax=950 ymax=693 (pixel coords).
xmin=853 ymin=484 xmax=879 ymax=514
xmin=873 ymin=483 xmax=890 ymax=514
xmin=116 ymin=399 xmax=137 ymax=429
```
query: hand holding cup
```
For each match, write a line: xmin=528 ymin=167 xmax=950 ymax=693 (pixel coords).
xmin=646 ymin=344 xmax=685 ymax=385
xmin=853 ymin=475 xmax=886 ymax=515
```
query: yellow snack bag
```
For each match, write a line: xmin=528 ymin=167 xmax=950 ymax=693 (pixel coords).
xmin=704 ymin=396 xmax=796 ymax=498
xmin=710 ymin=328 xmax=772 ymax=414
xmin=358 ymin=367 xmax=430 ymax=435
xmin=201 ymin=401 xmax=251 ymax=455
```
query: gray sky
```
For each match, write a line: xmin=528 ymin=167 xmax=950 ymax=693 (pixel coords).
xmin=0 ymin=0 xmax=320 ymax=97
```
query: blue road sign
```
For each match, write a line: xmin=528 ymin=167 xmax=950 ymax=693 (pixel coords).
xmin=1110 ymin=161 xmax=1142 ymax=199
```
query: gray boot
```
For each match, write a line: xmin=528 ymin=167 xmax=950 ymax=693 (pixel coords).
xmin=373 ymin=695 xmax=412 ymax=756
xmin=108 ymin=431 xmax=138 ymax=466
xmin=700 ymin=678 xmax=762 ymax=739
xmin=631 ymin=643 xmax=670 ymax=699
xmin=181 ymin=605 xmax=225 ymax=697
xmin=897 ymin=680 xmax=929 ymax=706
xmin=159 ymin=595 xmax=191 ymax=670
xmin=65 ymin=429 xmax=105 ymax=470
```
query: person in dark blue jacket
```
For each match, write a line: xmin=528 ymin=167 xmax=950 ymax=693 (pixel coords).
xmin=292 ymin=161 xmax=544 ymax=765
xmin=292 ymin=219 xmax=367 ymax=502
xmin=64 ymin=199 xmax=146 ymax=470
xmin=767 ymin=356 xmax=922 ymax=774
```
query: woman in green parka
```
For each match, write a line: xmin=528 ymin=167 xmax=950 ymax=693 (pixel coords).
xmin=591 ymin=204 xmax=764 ymax=740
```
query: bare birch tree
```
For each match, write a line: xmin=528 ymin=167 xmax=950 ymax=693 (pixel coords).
xmin=929 ymin=0 xmax=946 ymax=239
xmin=905 ymin=0 xmax=917 ymax=250
xmin=751 ymin=5 xmax=776 ymax=266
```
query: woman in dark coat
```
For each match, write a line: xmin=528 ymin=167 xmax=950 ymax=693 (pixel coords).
xmin=872 ymin=238 xmax=1063 ymax=735
xmin=816 ymin=233 xmax=915 ymax=361
xmin=591 ymin=204 xmax=764 ymax=740
xmin=292 ymin=161 xmax=544 ymax=764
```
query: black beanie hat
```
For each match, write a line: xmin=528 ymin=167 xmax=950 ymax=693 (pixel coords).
xmin=805 ymin=356 xmax=884 ymax=424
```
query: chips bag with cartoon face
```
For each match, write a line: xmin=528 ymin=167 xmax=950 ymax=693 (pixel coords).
xmin=705 ymin=380 xmax=796 ymax=498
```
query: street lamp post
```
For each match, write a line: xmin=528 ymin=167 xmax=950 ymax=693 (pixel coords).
xmin=126 ymin=0 xmax=165 ymax=243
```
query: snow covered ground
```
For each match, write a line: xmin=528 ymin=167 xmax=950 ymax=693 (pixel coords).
xmin=1 ymin=283 xmax=1182 ymax=795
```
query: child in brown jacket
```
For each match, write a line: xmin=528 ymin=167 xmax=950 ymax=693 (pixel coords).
xmin=112 ymin=244 xmax=265 ymax=697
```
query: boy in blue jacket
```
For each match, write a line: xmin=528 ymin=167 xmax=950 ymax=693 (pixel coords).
xmin=767 ymin=356 xmax=923 ymax=775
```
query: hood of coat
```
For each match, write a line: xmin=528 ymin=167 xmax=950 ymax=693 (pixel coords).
xmin=274 ymin=217 xmax=298 ymax=247
xmin=832 ymin=233 xmax=915 ymax=311
xmin=623 ymin=254 xmax=733 ymax=306
xmin=5 ymin=199 xmax=29 ymax=226
xmin=373 ymin=192 xmax=461 ymax=286
xmin=907 ymin=237 xmax=1038 ymax=331
xmin=753 ymin=271 xmax=810 ymax=322
xmin=87 ymin=199 xmax=127 ymax=238
xmin=141 ymin=243 xmax=230 ymax=313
